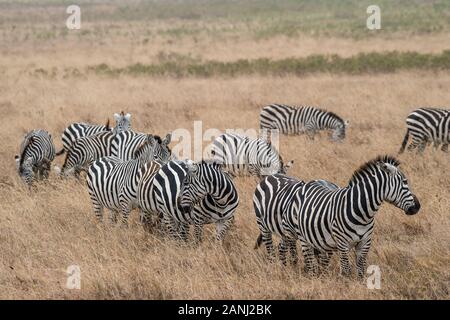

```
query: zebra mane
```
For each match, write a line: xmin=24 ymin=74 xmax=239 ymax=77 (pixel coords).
xmin=324 ymin=110 xmax=345 ymax=125
xmin=349 ymin=155 xmax=400 ymax=185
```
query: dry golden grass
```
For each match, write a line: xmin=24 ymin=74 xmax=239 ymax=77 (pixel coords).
xmin=1 ymin=0 xmax=449 ymax=300
xmin=0 ymin=71 xmax=449 ymax=299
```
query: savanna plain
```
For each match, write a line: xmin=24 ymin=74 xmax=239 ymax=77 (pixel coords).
xmin=0 ymin=0 xmax=449 ymax=299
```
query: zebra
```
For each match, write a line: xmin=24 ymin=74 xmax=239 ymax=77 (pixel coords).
xmin=259 ymin=104 xmax=349 ymax=141
xmin=253 ymin=176 xmax=339 ymax=265
xmin=59 ymin=131 xmax=116 ymax=177
xmin=86 ymin=134 xmax=172 ymax=225
xmin=15 ymin=129 xmax=56 ymax=185
xmin=281 ymin=155 xmax=420 ymax=279
xmin=210 ymin=132 xmax=293 ymax=178
xmin=56 ymin=111 xmax=131 ymax=156
xmin=138 ymin=160 xmax=239 ymax=243
xmin=399 ymin=107 xmax=450 ymax=153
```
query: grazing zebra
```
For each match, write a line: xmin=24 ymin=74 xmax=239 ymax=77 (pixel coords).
xmin=59 ymin=131 xmax=115 ymax=177
xmin=399 ymin=107 xmax=450 ymax=153
xmin=210 ymin=132 xmax=293 ymax=178
xmin=139 ymin=160 xmax=239 ymax=243
xmin=56 ymin=111 xmax=131 ymax=156
xmin=281 ymin=155 xmax=420 ymax=279
xmin=15 ymin=129 xmax=56 ymax=185
xmin=111 ymin=130 xmax=162 ymax=161
xmin=260 ymin=104 xmax=349 ymax=141
xmin=86 ymin=134 xmax=172 ymax=225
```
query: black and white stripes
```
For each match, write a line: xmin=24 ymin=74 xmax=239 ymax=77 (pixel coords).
xmin=260 ymin=104 xmax=348 ymax=141
xmin=138 ymin=160 xmax=239 ymax=243
xmin=57 ymin=111 xmax=131 ymax=156
xmin=15 ymin=129 xmax=56 ymax=185
xmin=399 ymin=107 xmax=450 ymax=153
xmin=211 ymin=132 xmax=293 ymax=178
xmin=279 ymin=156 xmax=420 ymax=278
xmin=86 ymin=134 xmax=172 ymax=225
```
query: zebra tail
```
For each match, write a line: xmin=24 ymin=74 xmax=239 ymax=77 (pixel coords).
xmin=55 ymin=148 xmax=66 ymax=156
xmin=398 ymin=129 xmax=409 ymax=154
xmin=254 ymin=233 xmax=263 ymax=249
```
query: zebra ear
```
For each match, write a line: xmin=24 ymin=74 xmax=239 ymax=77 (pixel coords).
xmin=285 ymin=160 xmax=294 ymax=169
xmin=344 ymin=120 xmax=350 ymax=127
xmin=125 ymin=113 xmax=131 ymax=121
xmin=162 ymin=133 xmax=171 ymax=145
xmin=186 ymin=162 xmax=198 ymax=176
xmin=379 ymin=162 xmax=397 ymax=176
xmin=15 ymin=155 xmax=20 ymax=170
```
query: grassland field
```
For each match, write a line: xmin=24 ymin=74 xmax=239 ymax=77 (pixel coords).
xmin=0 ymin=0 xmax=448 ymax=299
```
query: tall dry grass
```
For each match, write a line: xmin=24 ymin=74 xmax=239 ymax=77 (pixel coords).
xmin=0 ymin=72 xmax=449 ymax=299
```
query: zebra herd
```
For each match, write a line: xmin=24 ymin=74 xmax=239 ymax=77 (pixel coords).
xmin=14 ymin=105 xmax=448 ymax=279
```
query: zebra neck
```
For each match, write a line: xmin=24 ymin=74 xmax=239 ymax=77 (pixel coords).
xmin=346 ymin=179 xmax=383 ymax=223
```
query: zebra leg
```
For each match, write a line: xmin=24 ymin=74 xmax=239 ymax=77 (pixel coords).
xmin=193 ymin=222 xmax=204 ymax=244
xmin=318 ymin=251 xmax=333 ymax=274
xmin=119 ymin=195 xmax=131 ymax=227
xmin=288 ymin=240 xmax=298 ymax=266
xmin=163 ymin=214 xmax=177 ymax=239
xmin=278 ymin=238 xmax=289 ymax=266
xmin=355 ymin=239 xmax=371 ymax=280
xmin=178 ymin=222 xmax=190 ymax=242
xmin=109 ymin=210 xmax=118 ymax=224
xmin=216 ymin=218 xmax=233 ymax=242
xmin=89 ymin=193 xmax=104 ymax=222
xmin=300 ymin=241 xmax=318 ymax=276
xmin=337 ymin=245 xmax=352 ymax=277
xmin=442 ymin=143 xmax=448 ymax=152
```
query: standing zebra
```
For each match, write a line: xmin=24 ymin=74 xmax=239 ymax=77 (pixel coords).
xmin=254 ymin=176 xmax=339 ymax=265
xmin=399 ymin=107 xmax=450 ymax=153
xmin=59 ymin=131 xmax=115 ymax=177
xmin=210 ymin=132 xmax=293 ymax=178
xmin=56 ymin=111 xmax=131 ymax=156
xmin=281 ymin=155 xmax=420 ymax=279
xmin=260 ymin=104 xmax=349 ymax=141
xmin=15 ymin=129 xmax=56 ymax=185
xmin=86 ymin=134 xmax=172 ymax=225
xmin=139 ymin=160 xmax=239 ymax=243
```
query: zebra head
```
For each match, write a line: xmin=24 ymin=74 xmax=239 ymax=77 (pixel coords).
xmin=331 ymin=119 xmax=349 ymax=142
xmin=154 ymin=133 xmax=172 ymax=163
xmin=60 ymin=145 xmax=84 ymax=177
xmin=178 ymin=160 xmax=229 ymax=214
xmin=134 ymin=133 xmax=172 ymax=164
xmin=18 ymin=156 xmax=34 ymax=185
xmin=113 ymin=111 xmax=132 ymax=133
xmin=376 ymin=157 xmax=420 ymax=215
xmin=277 ymin=157 xmax=294 ymax=175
